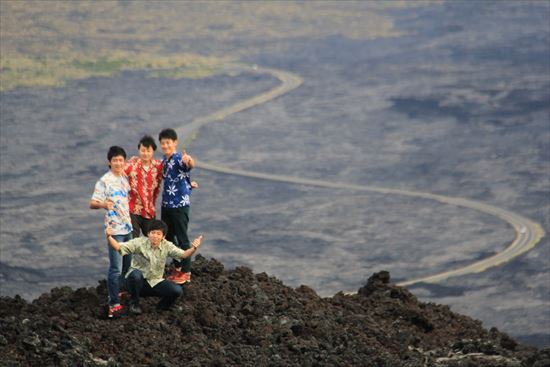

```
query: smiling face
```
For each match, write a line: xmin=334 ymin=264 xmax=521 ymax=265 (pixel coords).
xmin=109 ymin=155 xmax=126 ymax=176
xmin=160 ymin=138 xmax=178 ymax=158
xmin=138 ymin=144 xmax=155 ymax=165
xmin=148 ymin=229 xmax=165 ymax=247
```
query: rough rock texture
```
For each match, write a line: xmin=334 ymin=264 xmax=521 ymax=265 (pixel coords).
xmin=0 ymin=256 xmax=547 ymax=366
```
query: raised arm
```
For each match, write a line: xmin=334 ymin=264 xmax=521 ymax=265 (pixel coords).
xmin=181 ymin=235 xmax=203 ymax=259
xmin=181 ymin=150 xmax=195 ymax=170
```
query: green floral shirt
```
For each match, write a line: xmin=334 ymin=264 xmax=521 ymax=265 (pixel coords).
xmin=119 ymin=237 xmax=185 ymax=287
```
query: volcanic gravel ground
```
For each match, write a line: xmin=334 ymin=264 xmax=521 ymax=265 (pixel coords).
xmin=1 ymin=256 xmax=548 ymax=366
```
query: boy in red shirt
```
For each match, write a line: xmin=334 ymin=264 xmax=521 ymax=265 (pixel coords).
xmin=125 ymin=135 xmax=164 ymax=238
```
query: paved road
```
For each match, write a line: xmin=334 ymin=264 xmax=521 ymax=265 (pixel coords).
xmin=177 ymin=63 xmax=545 ymax=287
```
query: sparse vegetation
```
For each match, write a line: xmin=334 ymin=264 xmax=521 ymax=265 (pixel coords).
xmin=0 ymin=0 xmax=418 ymax=91
xmin=0 ymin=51 xmax=228 ymax=91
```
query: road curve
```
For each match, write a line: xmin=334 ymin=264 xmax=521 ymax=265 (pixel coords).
xmin=177 ymin=63 xmax=545 ymax=287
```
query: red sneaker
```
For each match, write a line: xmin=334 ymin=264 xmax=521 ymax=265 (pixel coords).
xmin=166 ymin=269 xmax=179 ymax=281
xmin=108 ymin=304 xmax=124 ymax=318
xmin=180 ymin=272 xmax=191 ymax=284
xmin=167 ymin=270 xmax=191 ymax=284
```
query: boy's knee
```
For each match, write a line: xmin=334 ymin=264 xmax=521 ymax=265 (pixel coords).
xmin=128 ymin=269 xmax=143 ymax=281
xmin=169 ymin=284 xmax=184 ymax=298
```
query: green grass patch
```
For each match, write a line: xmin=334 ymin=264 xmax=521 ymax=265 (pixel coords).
xmin=72 ymin=57 xmax=134 ymax=73
xmin=0 ymin=52 xmax=230 ymax=92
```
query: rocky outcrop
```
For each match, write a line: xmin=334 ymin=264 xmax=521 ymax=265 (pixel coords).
xmin=0 ymin=255 xmax=547 ymax=366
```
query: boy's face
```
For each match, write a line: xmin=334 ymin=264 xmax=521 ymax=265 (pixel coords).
xmin=160 ymin=138 xmax=178 ymax=157
xmin=138 ymin=144 xmax=155 ymax=163
xmin=148 ymin=229 xmax=165 ymax=247
xmin=109 ymin=155 xmax=126 ymax=175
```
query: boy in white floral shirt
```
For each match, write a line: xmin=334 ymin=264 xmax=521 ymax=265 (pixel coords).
xmin=90 ymin=146 xmax=133 ymax=318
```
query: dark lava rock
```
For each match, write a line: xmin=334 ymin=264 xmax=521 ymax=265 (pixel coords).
xmin=0 ymin=257 xmax=544 ymax=366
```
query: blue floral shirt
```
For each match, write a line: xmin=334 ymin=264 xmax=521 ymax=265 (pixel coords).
xmin=161 ymin=152 xmax=192 ymax=208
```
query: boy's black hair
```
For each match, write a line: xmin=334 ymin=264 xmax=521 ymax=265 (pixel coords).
xmin=138 ymin=135 xmax=157 ymax=151
xmin=107 ymin=146 xmax=127 ymax=161
xmin=158 ymin=128 xmax=178 ymax=142
xmin=147 ymin=219 xmax=168 ymax=236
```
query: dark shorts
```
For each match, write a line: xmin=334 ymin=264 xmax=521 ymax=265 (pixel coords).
xmin=131 ymin=214 xmax=155 ymax=239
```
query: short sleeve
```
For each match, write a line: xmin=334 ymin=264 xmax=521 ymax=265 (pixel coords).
xmin=91 ymin=179 xmax=107 ymax=202
xmin=119 ymin=238 xmax=143 ymax=256
xmin=166 ymin=241 xmax=185 ymax=259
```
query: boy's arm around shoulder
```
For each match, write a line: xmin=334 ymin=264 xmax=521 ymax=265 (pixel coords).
xmin=124 ymin=156 xmax=139 ymax=175
xmin=155 ymin=159 xmax=164 ymax=182
xmin=90 ymin=199 xmax=113 ymax=210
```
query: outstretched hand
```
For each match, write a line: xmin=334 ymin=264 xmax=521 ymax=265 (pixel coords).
xmin=192 ymin=235 xmax=204 ymax=250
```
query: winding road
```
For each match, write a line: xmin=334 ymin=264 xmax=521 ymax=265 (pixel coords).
xmin=177 ymin=63 xmax=545 ymax=287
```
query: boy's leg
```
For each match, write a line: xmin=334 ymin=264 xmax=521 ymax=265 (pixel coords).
xmin=151 ymin=280 xmax=185 ymax=310
xmin=126 ymin=269 xmax=157 ymax=314
xmin=107 ymin=237 xmax=124 ymax=306
xmin=130 ymin=214 xmax=142 ymax=239
xmin=127 ymin=269 xmax=156 ymax=300
xmin=162 ymin=207 xmax=190 ymax=271
xmin=122 ymin=252 xmax=132 ymax=279
xmin=131 ymin=214 xmax=155 ymax=238
xmin=161 ymin=207 xmax=177 ymax=246
xmin=126 ymin=269 xmax=145 ymax=305
xmin=119 ymin=233 xmax=132 ymax=291
xmin=172 ymin=206 xmax=191 ymax=272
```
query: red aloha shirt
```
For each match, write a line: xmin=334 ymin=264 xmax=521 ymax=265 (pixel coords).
xmin=124 ymin=156 xmax=163 ymax=219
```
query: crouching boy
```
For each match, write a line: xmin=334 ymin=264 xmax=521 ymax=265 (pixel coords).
xmin=105 ymin=219 xmax=203 ymax=314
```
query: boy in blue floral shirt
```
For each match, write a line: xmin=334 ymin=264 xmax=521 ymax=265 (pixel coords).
xmin=158 ymin=128 xmax=198 ymax=284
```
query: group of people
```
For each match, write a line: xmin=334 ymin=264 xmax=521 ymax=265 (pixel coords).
xmin=89 ymin=128 xmax=202 ymax=318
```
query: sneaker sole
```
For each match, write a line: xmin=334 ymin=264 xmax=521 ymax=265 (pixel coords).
xmin=108 ymin=305 xmax=124 ymax=318
xmin=171 ymin=279 xmax=191 ymax=284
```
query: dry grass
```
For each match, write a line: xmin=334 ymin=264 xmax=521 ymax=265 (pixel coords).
xmin=0 ymin=50 xmax=229 ymax=91
xmin=0 ymin=0 xmax=429 ymax=91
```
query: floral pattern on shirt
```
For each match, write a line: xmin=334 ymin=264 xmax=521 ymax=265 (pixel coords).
xmin=161 ymin=152 xmax=192 ymax=208
xmin=91 ymin=171 xmax=132 ymax=235
xmin=125 ymin=157 xmax=163 ymax=219
xmin=119 ymin=237 xmax=185 ymax=287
